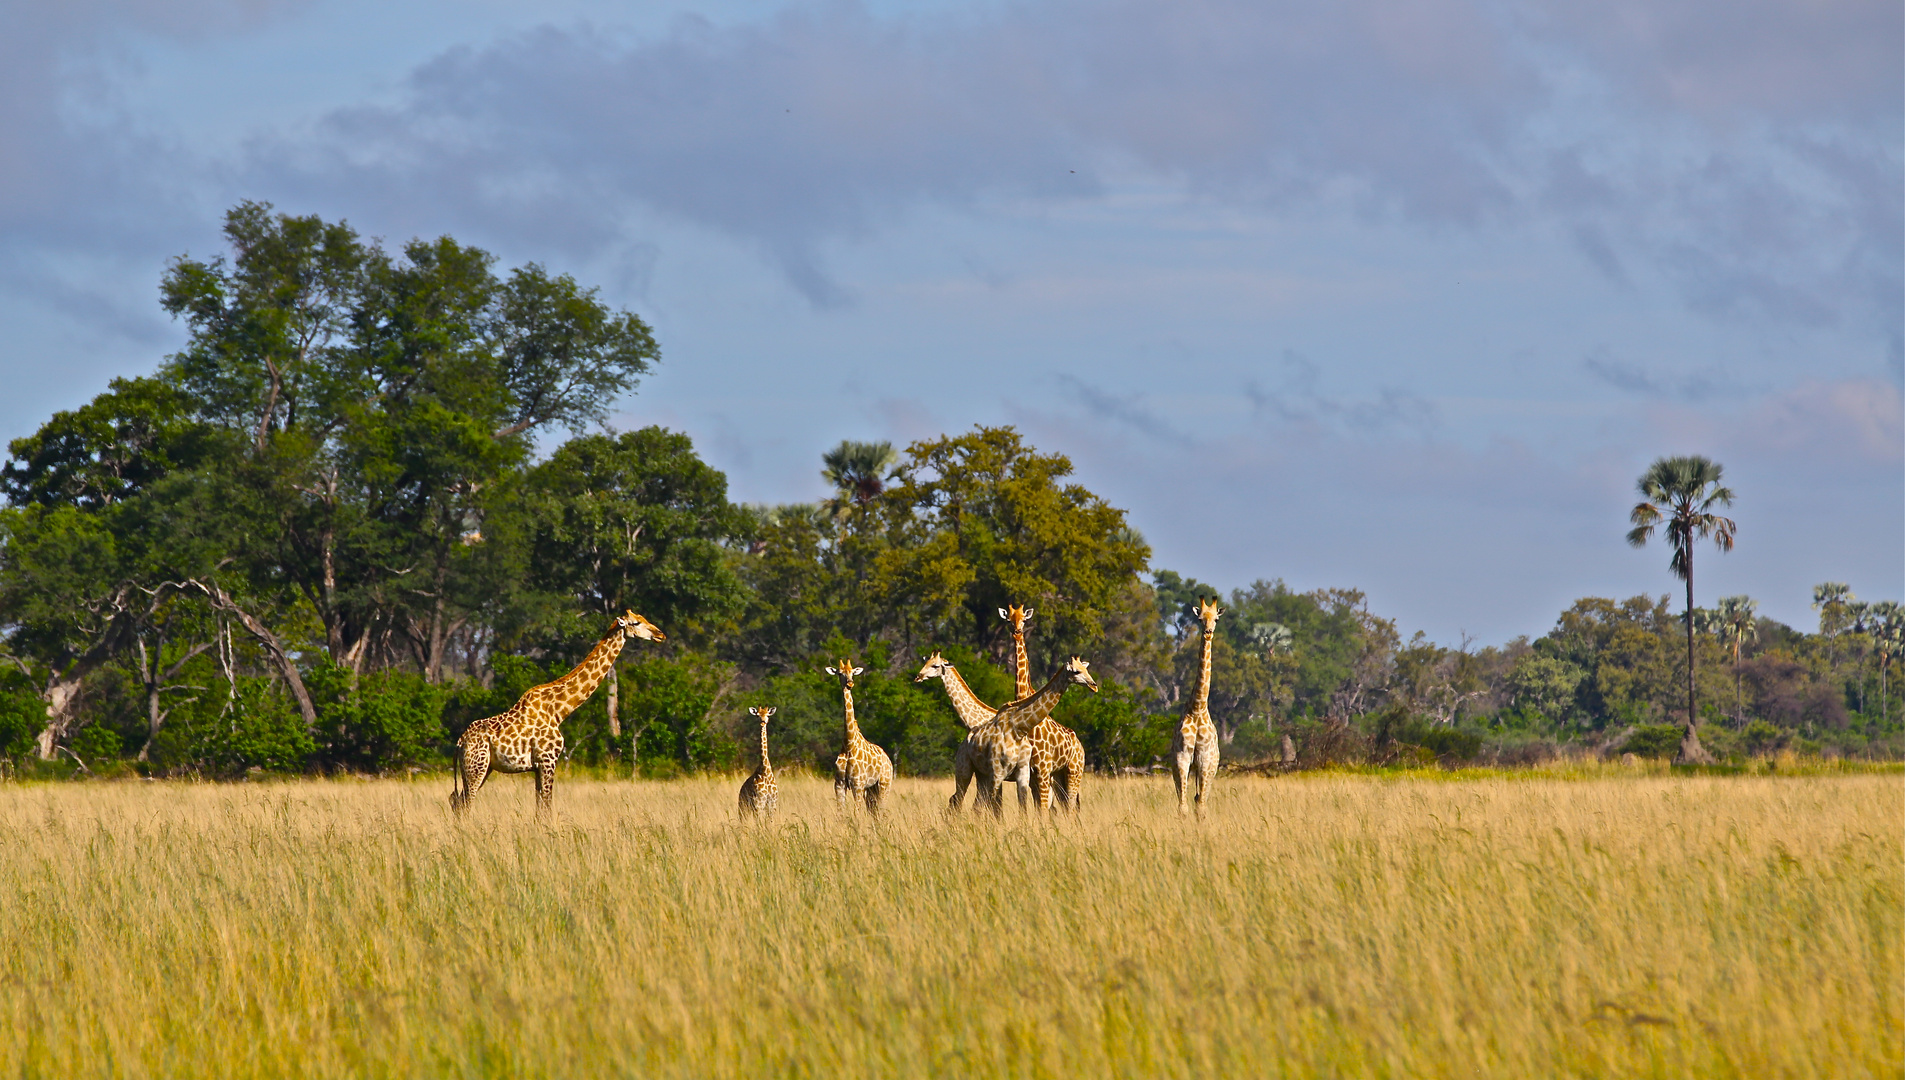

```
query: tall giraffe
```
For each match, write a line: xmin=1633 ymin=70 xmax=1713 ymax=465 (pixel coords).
xmin=451 ymin=611 xmax=665 ymax=817
xmin=915 ymin=651 xmax=1030 ymax=813
xmin=828 ymin=659 xmax=893 ymax=815
xmin=1173 ymin=597 xmax=1222 ymax=818
xmin=1001 ymin=605 xmax=1088 ymax=814
xmin=738 ymin=706 xmax=779 ymax=818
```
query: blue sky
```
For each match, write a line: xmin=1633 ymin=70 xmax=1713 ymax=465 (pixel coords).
xmin=2 ymin=0 xmax=1899 ymax=644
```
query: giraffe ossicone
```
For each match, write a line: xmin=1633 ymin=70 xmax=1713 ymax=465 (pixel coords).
xmin=450 ymin=610 xmax=664 ymax=818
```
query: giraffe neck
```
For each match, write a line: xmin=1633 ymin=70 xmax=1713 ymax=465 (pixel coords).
xmin=939 ymin=665 xmax=996 ymax=729
xmin=1011 ymin=630 xmax=1033 ymax=700
xmin=842 ymin=686 xmax=862 ymax=745
xmin=1000 ymin=669 xmax=1074 ymax=740
xmin=1191 ymin=627 xmax=1215 ymax=716
xmin=758 ymin=720 xmax=772 ymax=771
xmin=551 ymin=627 xmax=630 ymax=712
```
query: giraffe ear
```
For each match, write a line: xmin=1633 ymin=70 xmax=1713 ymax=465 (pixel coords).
xmin=825 ymin=667 xmax=839 ymax=676
xmin=998 ymin=608 xmax=1009 ymax=619
xmin=1024 ymin=607 xmax=1034 ymax=620
xmin=852 ymin=666 xmax=865 ymax=677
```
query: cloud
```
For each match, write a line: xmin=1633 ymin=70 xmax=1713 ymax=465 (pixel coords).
xmin=231 ymin=0 xmax=1894 ymax=328
xmin=1056 ymin=374 xmax=1195 ymax=448
xmin=1582 ymin=352 xmax=1742 ymax=403
xmin=1244 ymin=353 xmax=1438 ymax=433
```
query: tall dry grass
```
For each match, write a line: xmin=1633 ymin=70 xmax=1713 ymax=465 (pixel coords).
xmin=0 ymin=769 xmax=1896 ymax=1078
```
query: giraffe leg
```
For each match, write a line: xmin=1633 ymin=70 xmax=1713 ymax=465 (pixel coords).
xmin=1194 ymin=741 xmax=1218 ymax=819
xmin=1173 ymin=744 xmax=1195 ymax=816
xmin=863 ymin=781 xmax=884 ymax=817
xmin=1013 ymin=762 xmax=1032 ymax=814
xmin=534 ymin=752 xmax=558 ymax=819
xmin=948 ymin=747 xmax=974 ymax=812
xmin=454 ymin=742 xmax=492 ymax=815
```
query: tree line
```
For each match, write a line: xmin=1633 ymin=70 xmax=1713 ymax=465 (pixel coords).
xmin=0 ymin=205 xmax=1896 ymax=778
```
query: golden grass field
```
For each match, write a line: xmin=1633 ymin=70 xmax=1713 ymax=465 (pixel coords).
xmin=0 ymin=765 xmax=1897 ymax=1079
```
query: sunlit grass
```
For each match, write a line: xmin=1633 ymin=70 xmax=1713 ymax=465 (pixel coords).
xmin=0 ymin=769 xmax=1896 ymax=1078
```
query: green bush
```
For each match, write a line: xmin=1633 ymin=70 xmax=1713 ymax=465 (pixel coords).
xmin=309 ymin=666 xmax=451 ymax=773
xmin=1417 ymin=726 xmax=1484 ymax=762
xmin=150 ymin=677 xmax=316 ymax=775
xmin=1622 ymin=723 xmax=1683 ymax=759
xmin=1741 ymin=719 xmax=1789 ymax=756
xmin=0 ymin=681 xmax=45 ymax=761
xmin=1054 ymin=684 xmax=1174 ymax=769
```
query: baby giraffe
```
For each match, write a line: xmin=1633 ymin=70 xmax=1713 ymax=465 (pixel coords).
xmin=828 ymin=659 xmax=894 ymax=815
xmin=738 ymin=706 xmax=779 ymax=818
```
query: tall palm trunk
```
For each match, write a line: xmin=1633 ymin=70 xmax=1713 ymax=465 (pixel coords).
xmin=1678 ymin=552 xmax=1713 ymax=764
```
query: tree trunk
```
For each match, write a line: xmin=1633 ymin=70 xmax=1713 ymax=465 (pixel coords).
xmin=606 ymin=662 xmax=621 ymax=742
xmin=1677 ymin=568 xmax=1714 ymax=765
xmin=35 ymin=675 xmax=88 ymax=760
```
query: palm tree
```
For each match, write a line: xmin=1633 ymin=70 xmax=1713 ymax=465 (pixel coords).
xmin=1813 ymin=582 xmax=1853 ymax=662
xmin=1627 ymin=455 xmax=1736 ymax=764
xmin=1871 ymin=601 xmax=1902 ymax=722
xmin=821 ymin=440 xmax=900 ymax=524
xmin=1712 ymin=595 xmax=1757 ymax=727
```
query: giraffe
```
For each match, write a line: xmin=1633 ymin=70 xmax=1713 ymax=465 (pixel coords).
xmin=1001 ymin=605 xmax=1088 ymax=814
xmin=451 ymin=610 xmax=664 ymax=818
xmin=1173 ymin=597 xmax=1222 ymax=818
xmin=914 ymin=651 xmax=1031 ymax=813
xmin=990 ymin=657 xmax=1100 ymax=762
xmin=827 ymin=659 xmax=894 ymax=815
xmin=738 ymin=706 xmax=778 ymax=818
xmin=967 ymin=655 xmax=1104 ymax=815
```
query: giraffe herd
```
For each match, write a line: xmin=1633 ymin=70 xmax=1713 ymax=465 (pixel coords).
xmin=450 ymin=599 xmax=1228 ymax=821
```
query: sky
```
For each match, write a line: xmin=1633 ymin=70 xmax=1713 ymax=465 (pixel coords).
xmin=1 ymin=0 xmax=1899 ymax=645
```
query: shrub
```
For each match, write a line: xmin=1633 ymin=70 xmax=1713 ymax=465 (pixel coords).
xmin=150 ymin=677 xmax=316 ymax=775
xmin=309 ymin=666 xmax=450 ymax=773
xmin=1621 ymin=723 xmax=1683 ymax=760
xmin=1741 ymin=719 xmax=1789 ymax=756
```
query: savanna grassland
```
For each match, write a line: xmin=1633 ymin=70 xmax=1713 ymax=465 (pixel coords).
xmin=0 ymin=768 xmax=1897 ymax=1079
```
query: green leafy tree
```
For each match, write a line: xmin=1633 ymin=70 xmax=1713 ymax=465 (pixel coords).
xmin=511 ymin=427 xmax=749 ymax=746
xmin=1627 ymin=455 xmax=1736 ymax=763
xmin=868 ymin=427 xmax=1151 ymax=676
xmin=158 ymin=203 xmax=658 ymax=682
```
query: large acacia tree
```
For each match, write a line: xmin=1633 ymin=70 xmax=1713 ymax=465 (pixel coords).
xmin=1627 ymin=455 xmax=1736 ymax=764
xmin=866 ymin=426 xmax=1152 ymax=676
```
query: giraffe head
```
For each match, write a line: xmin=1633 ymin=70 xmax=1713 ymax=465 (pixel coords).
xmin=748 ymin=706 xmax=776 ymax=724
xmin=998 ymin=604 xmax=1035 ymax=634
xmin=1195 ymin=598 xmax=1223 ymax=635
xmin=615 ymin=610 xmax=666 ymax=642
xmin=824 ymin=659 xmax=865 ymax=688
xmin=1061 ymin=656 xmax=1099 ymax=693
xmin=914 ymin=651 xmax=954 ymax=683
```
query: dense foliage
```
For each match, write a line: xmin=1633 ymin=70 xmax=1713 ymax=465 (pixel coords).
xmin=1 ymin=205 xmax=1897 ymax=778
